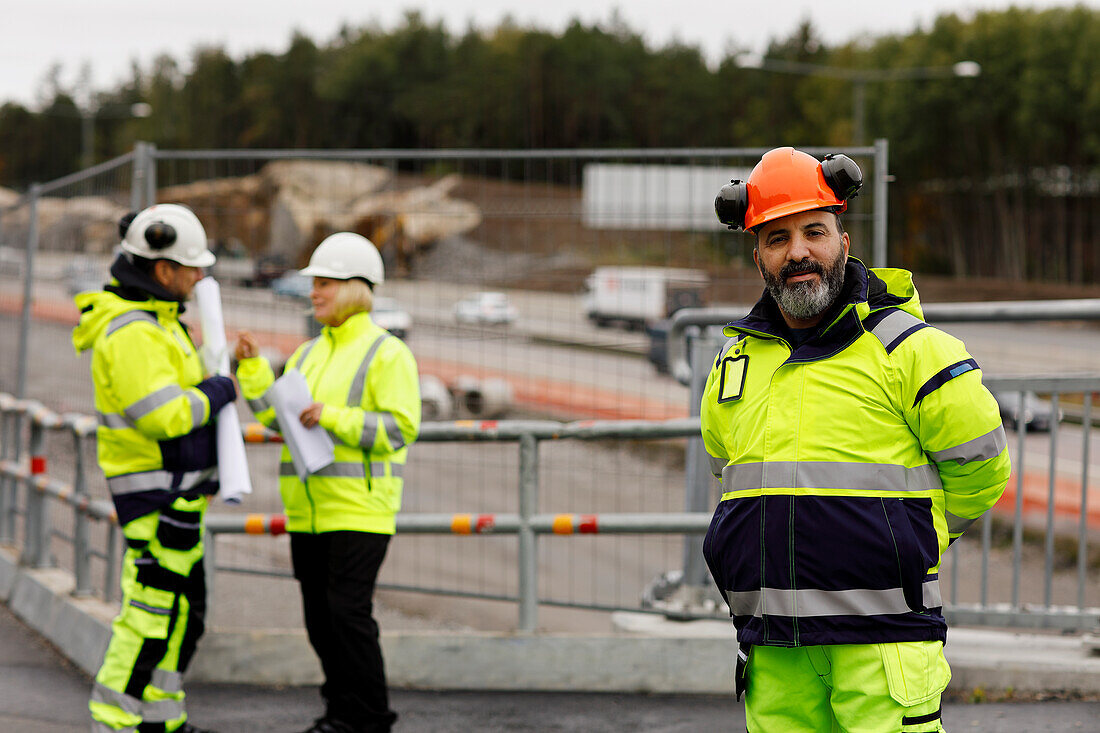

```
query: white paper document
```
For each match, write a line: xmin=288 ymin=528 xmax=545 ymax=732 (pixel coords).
xmin=193 ymin=276 xmax=253 ymax=504
xmin=269 ymin=369 xmax=335 ymax=481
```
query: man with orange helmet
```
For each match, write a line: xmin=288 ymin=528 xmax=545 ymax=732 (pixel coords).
xmin=703 ymin=148 xmax=1010 ymax=732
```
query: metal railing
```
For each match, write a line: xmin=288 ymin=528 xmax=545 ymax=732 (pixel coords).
xmin=1 ymin=384 xmax=1098 ymax=633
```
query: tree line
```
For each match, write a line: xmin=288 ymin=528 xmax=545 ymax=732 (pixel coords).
xmin=2 ymin=7 xmax=1099 ymax=283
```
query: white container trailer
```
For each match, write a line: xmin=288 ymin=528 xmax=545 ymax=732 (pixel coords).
xmin=583 ymin=266 xmax=709 ymax=330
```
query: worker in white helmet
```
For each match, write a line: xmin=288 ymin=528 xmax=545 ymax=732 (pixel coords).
xmin=75 ymin=204 xmax=232 ymax=733
xmin=234 ymin=233 xmax=420 ymax=733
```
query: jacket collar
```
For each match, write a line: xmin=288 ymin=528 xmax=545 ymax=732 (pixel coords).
xmin=321 ymin=310 xmax=378 ymax=344
xmin=727 ymin=258 xmax=873 ymax=362
xmin=105 ymin=252 xmax=186 ymax=312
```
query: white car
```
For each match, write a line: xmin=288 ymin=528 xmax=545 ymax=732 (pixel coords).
xmin=372 ymin=296 xmax=412 ymax=339
xmin=453 ymin=292 xmax=518 ymax=325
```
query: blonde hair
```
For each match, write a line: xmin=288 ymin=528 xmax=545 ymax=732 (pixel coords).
xmin=330 ymin=278 xmax=374 ymax=323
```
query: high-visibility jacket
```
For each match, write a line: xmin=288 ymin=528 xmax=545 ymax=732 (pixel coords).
xmin=701 ymin=260 xmax=1010 ymax=647
xmin=73 ymin=283 xmax=226 ymax=524
xmin=237 ymin=310 xmax=420 ymax=535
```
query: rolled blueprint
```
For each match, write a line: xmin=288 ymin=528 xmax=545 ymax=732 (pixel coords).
xmin=193 ymin=277 xmax=252 ymax=504
xmin=269 ymin=369 xmax=335 ymax=481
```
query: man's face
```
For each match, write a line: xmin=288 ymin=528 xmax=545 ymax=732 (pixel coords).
xmin=155 ymin=260 xmax=205 ymax=300
xmin=753 ymin=210 xmax=850 ymax=326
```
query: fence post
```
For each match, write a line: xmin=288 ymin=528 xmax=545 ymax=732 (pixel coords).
xmin=518 ymin=432 xmax=539 ymax=633
xmin=0 ymin=402 xmax=14 ymax=543
xmin=72 ymin=429 xmax=92 ymax=595
xmin=104 ymin=523 xmax=120 ymax=602
xmin=681 ymin=331 xmax=719 ymax=593
xmin=872 ymin=138 xmax=889 ymax=268
xmin=1077 ymin=393 xmax=1092 ymax=611
xmin=16 ymin=184 xmax=40 ymax=400
xmin=1043 ymin=393 xmax=1061 ymax=608
xmin=24 ymin=416 xmax=51 ymax=568
xmin=1011 ymin=390 xmax=1027 ymax=608
xmin=144 ymin=143 xmax=158 ymax=207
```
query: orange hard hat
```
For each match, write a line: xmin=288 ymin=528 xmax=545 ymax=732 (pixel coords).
xmin=714 ymin=147 xmax=863 ymax=231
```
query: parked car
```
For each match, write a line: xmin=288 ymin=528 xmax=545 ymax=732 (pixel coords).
xmin=992 ymin=390 xmax=1063 ymax=431
xmin=270 ymin=271 xmax=312 ymax=299
xmin=372 ymin=297 xmax=411 ymax=340
xmin=453 ymin=291 xmax=518 ymax=325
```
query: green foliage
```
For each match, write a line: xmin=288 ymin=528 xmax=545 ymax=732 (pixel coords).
xmin=4 ymin=8 xmax=1100 ymax=284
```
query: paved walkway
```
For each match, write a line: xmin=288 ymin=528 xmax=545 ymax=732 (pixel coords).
xmin=5 ymin=600 xmax=1100 ymax=733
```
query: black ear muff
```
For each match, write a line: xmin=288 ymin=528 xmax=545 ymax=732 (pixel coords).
xmin=118 ymin=212 xmax=138 ymax=239
xmin=715 ymin=179 xmax=749 ymax=231
xmin=821 ymin=154 xmax=863 ymax=202
xmin=144 ymin=222 xmax=177 ymax=250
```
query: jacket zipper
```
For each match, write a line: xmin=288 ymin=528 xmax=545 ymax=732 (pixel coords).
xmin=302 ymin=333 xmax=338 ymax=533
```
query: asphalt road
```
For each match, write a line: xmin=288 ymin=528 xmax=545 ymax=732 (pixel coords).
xmin=5 ymin=600 xmax=1100 ymax=733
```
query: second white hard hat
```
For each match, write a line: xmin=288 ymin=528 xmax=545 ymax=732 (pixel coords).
xmin=120 ymin=204 xmax=216 ymax=268
xmin=299 ymin=232 xmax=385 ymax=285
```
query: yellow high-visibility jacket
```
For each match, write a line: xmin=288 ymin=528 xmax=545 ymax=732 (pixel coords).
xmin=73 ymin=286 xmax=226 ymax=524
xmin=237 ymin=311 xmax=420 ymax=535
xmin=701 ymin=260 xmax=1010 ymax=647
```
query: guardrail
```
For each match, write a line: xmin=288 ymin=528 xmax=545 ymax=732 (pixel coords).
xmin=3 ymin=387 xmax=1099 ymax=633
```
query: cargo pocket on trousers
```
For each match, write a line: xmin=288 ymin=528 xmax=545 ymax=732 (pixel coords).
xmin=878 ymin=640 xmax=952 ymax=707
xmin=155 ymin=507 xmax=202 ymax=551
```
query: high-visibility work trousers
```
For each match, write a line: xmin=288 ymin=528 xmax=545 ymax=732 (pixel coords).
xmin=745 ymin=641 xmax=951 ymax=733
xmin=90 ymin=494 xmax=208 ymax=733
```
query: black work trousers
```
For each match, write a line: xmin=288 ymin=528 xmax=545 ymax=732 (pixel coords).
xmin=290 ymin=531 xmax=396 ymax=733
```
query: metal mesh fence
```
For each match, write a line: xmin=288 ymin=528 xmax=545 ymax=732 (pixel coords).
xmin=1 ymin=145 xmax=895 ymax=632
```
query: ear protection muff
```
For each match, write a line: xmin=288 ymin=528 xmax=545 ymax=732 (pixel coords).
xmin=144 ymin=221 xmax=177 ymax=250
xmin=820 ymin=153 xmax=863 ymax=202
xmin=714 ymin=180 xmax=749 ymax=231
xmin=118 ymin=212 xmax=138 ymax=240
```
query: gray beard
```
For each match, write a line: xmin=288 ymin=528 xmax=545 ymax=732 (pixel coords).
xmin=764 ymin=253 xmax=847 ymax=322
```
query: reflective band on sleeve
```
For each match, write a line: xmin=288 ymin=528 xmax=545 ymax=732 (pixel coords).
xmin=106 ymin=467 xmax=216 ymax=496
xmin=123 ymin=385 xmax=185 ymax=422
xmin=928 ymin=425 xmax=1007 ymax=466
xmin=279 ymin=461 xmax=367 ymax=479
xmin=105 ymin=309 xmax=159 ymax=337
xmin=913 ymin=359 xmax=980 ymax=406
xmin=725 ymin=580 xmax=942 ymax=618
xmin=944 ymin=510 xmax=978 ymax=535
xmin=187 ymin=389 xmax=205 ymax=426
xmin=347 ymin=333 xmax=392 ymax=406
xmin=721 ymin=461 xmax=941 ymax=493
xmin=248 ymin=394 xmax=273 ymax=413
xmin=359 ymin=414 xmax=380 ymax=449
xmin=381 ymin=412 xmax=405 ymax=450
xmin=867 ymin=308 xmax=928 ymax=354
xmin=98 ymin=411 xmax=131 ymax=429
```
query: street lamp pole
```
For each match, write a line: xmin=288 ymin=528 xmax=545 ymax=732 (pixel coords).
xmin=737 ymin=55 xmax=981 ymax=145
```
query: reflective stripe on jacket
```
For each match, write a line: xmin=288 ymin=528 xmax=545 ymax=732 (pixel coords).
xmin=237 ymin=311 xmax=420 ymax=534
xmin=72 ymin=289 xmax=216 ymax=519
xmin=700 ymin=260 xmax=1010 ymax=647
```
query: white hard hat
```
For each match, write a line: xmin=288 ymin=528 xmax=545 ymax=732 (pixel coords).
xmin=299 ymin=232 xmax=385 ymax=285
xmin=120 ymin=204 xmax=215 ymax=268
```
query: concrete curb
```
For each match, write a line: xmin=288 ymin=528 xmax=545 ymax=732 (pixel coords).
xmin=2 ymin=544 xmax=1099 ymax=695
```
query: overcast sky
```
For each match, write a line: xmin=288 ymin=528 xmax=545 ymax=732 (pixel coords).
xmin=1 ymin=1 xmax=1087 ymax=108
